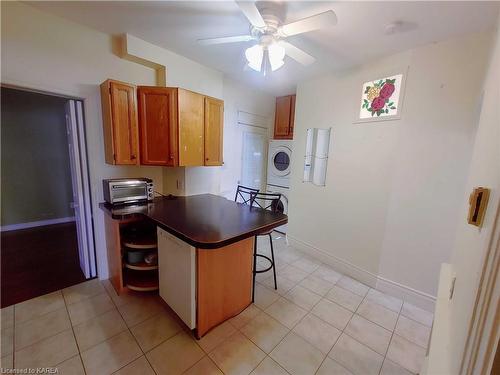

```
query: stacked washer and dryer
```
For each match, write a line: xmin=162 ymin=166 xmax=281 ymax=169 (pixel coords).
xmin=266 ymin=140 xmax=292 ymax=234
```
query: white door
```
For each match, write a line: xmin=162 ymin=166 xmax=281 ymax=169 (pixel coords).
xmin=65 ymin=100 xmax=96 ymax=278
xmin=241 ymin=129 xmax=267 ymax=191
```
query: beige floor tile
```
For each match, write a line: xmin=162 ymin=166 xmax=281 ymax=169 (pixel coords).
xmin=147 ymin=331 xmax=205 ymax=375
xmin=357 ymin=299 xmax=399 ymax=331
xmin=103 ymin=280 xmax=154 ymax=308
xmin=336 ymin=276 xmax=370 ymax=297
xmin=15 ymin=329 xmax=78 ymax=369
xmin=117 ymin=297 xmax=165 ymax=327
xmin=56 ymin=355 xmax=85 ymax=375
xmin=265 ymin=298 xmax=307 ymax=329
xmin=63 ymin=279 xmax=105 ymax=305
xmin=250 ymin=356 xmax=288 ymax=375
xmin=240 ymin=312 xmax=289 ymax=353
xmin=230 ymin=304 xmax=261 ymax=329
xmin=254 ymin=284 xmax=280 ymax=310
xmin=15 ymin=291 xmax=65 ymax=325
xmin=1 ymin=354 xmax=13 ymax=369
xmin=380 ymin=358 xmax=414 ymax=375
xmin=81 ymin=330 xmax=142 ymax=375
xmin=284 ymin=286 xmax=321 ymax=311
xmin=299 ymin=275 xmax=334 ymax=296
xmin=290 ymin=257 xmax=321 ymax=273
xmin=114 ymin=356 xmax=155 ymax=375
xmin=329 ymin=334 xmax=384 ymax=375
xmin=270 ymin=332 xmax=325 ymax=375
xmin=184 ymin=356 xmax=223 ymax=375
xmin=275 ymin=249 xmax=302 ymax=264
xmin=386 ymin=334 xmax=426 ymax=374
xmin=325 ymin=286 xmax=363 ymax=312
xmin=311 ymin=299 xmax=352 ymax=330
xmin=312 ymin=265 xmax=342 ymax=284
xmin=293 ymin=313 xmax=341 ymax=354
xmin=401 ymin=302 xmax=434 ymax=327
xmin=67 ymin=292 xmax=115 ymax=326
xmin=262 ymin=276 xmax=296 ymax=296
xmin=1 ymin=326 xmax=13 ymax=357
xmin=366 ymin=289 xmax=403 ymax=313
xmin=255 ymin=270 xmax=272 ymax=284
xmin=15 ymin=307 xmax=71 ymax=350
xmin=344 ymin=315 xmax=392 ymax=355
xmin=74 ymin=309 xmax=127 ymax=351
xmin=130 ymin=311 xmax=182 ymax=352
xmin=277 ymin=265 xmax=309 ymax=283
xmin=209 ymin=331 xmax=266 ymax=375
xmin=316 ymin=357 xmax=354 ymax=375
xmin=1 ymin=306 xmax=14 ymax=330
xmin=197 ymin=321 xmax=237 ymax=353
xmin=395 ymin=315 xmax=431 ymax=348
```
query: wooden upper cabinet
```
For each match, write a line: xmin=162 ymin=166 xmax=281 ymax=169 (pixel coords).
xmin=137 ymin=87 xmax=178 ymax=166
xmin=101 ymin=80 xmax=224 ymax=167
xmin=289 ymin=94 xmax=296 ymax=137
xmin=204 ymin=97 xmax=224 ymax=166
xmin=273 ymin=94 xmax=296 ymax=140
xmin=100 ymin=79 xmax=139 ymax=165
xmin=178 ymin=89 xmax=205 ymax=166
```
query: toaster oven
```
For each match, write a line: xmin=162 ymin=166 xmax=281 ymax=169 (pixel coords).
xmin=103 ymin=178 xmax=154 ymax=205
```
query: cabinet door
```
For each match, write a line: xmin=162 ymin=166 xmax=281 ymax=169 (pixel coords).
xmin=137 ymin=87 xmax=178 ymax=166
xmin=178 ymin=89 xmax=204 ymax=166
xmin=157 ymin=228 xmax=196 ymax=329
xmin=289 ymin=94 xmax=296 ymax=137
xmin=107 ymin=81 xmax=139 ymax=164
xmin=204 ymin=97 xmax=224 ymax=166
xmin=274 ymin=95 xmax=292 ymax=139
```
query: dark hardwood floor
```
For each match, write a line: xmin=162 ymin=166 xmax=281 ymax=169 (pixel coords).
xmin=1 ymin=222 xmax=87 ymax=307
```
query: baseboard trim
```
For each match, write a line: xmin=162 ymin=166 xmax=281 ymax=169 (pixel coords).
xmin=287 ymin=234 xmax=436 ymax=312
xmin=1 ymin=217 xmax=76 ymax=232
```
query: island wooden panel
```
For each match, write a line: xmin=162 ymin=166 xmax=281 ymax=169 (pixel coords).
xmin=104 ymin=213 xmax=124 ymax=294
xmin=196 ymin=237 xmax=254 ymax=337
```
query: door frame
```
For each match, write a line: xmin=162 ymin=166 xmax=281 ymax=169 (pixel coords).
xmin=460 ymin=201 xmax=500 ymax=374
xmin=1 ymin=83 xmax=98 ymax=278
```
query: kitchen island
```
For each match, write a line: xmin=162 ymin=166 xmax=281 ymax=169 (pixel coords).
xmin=99 ymin=194 xmax=287 ymax=337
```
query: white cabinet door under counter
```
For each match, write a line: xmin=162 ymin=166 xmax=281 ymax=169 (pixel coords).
xmin=157 ymin=227 xmax=196 ymax=329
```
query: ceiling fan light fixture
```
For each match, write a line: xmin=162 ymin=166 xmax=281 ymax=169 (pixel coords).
xmin=245 ymin=44 xmax=263 ymax=72
xmin=268 ymin=42 xmax=285 ymax=71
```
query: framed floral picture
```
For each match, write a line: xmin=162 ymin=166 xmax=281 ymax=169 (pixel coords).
xmin=356 ymin=72 xmax=406 ymax=123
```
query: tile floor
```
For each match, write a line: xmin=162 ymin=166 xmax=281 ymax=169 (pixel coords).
xmin=0 ymin=233 xmax=434 ymax=375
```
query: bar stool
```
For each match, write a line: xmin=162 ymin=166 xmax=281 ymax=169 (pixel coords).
xmin=249 ymin=191 xmax=282 ymax=302
xmin=234 ymin=185 xmax=259 ymax=205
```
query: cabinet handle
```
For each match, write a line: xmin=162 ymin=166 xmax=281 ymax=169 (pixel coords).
xmin=131 ymin=155 xmax=136 ymax=160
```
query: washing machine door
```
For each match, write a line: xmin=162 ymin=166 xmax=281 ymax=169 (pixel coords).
xmin=270 ymin=145 xmax=292 ymax=177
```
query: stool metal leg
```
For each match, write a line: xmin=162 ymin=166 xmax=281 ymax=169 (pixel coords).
xmin=269 ymin=233 xmax=277 ymax=290
xmin=252 ymin=235 xmax=257 ymax=303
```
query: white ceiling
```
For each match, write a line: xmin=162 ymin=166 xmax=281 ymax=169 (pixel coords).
xmin=29 ymin=1 xmax=499 ymax=95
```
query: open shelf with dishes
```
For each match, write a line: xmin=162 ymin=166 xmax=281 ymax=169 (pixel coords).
xmin=119 ymin=219 xmax=159 ymax=293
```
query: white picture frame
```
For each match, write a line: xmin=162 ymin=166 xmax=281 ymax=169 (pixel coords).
xmin=354 ymin=67 xmax=408 ymax=123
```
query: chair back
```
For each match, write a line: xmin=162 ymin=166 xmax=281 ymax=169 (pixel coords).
xmin=250 ymin=192 xmax=282 ymax=213
xmin=235 ymin=185 xmax=259 ymax=205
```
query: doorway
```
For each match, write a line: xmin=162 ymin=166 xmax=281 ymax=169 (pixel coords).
xmin=0 ymin=87 xmax=96 ymax=307
xmin=240 ymin=126 xmax=268 ymax=192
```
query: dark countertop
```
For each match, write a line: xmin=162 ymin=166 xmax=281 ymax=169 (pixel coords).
xmin=99 ymin=194 xmax=288 ymax=249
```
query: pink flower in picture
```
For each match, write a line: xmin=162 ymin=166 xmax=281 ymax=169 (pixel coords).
xmin=371 ymin=96 xmax=385 ymax=111
xmin=379 ymin=83 xmax=395 ymax=99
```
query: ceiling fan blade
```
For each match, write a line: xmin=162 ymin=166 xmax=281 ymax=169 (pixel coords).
xmin=235 ymin=1 xmax=266 ymax=28
xmin=279 ymin=10 xmax=337 ymax=37
xmin=197 ymin=35 xmax=255 ymax=45
xmin=279 ymin=41 xmax=316 ymax=65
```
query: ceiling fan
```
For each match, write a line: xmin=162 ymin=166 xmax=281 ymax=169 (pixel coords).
xmin=197 ymin=1 xmax=337 ymax=75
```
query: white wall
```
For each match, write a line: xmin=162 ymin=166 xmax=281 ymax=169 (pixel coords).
xmin=1 ymin=2 xmax=275 ymax=279
xmin=288 ymin=31 xmax=493 ymax=309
